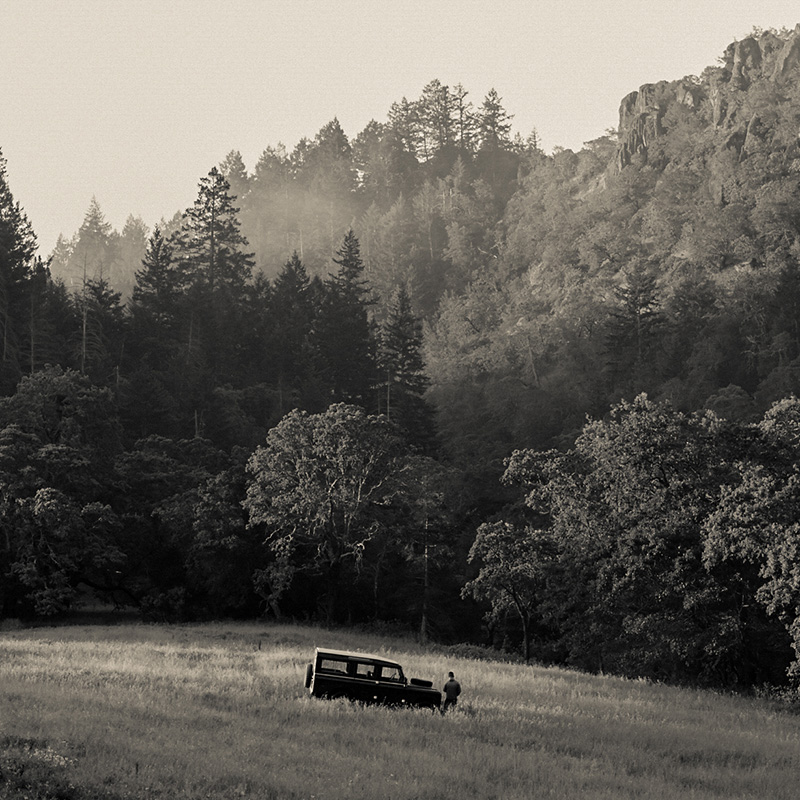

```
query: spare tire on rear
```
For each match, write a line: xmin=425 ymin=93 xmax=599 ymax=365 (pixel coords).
xmin=305 ymin=663 xmax=313 ymax=689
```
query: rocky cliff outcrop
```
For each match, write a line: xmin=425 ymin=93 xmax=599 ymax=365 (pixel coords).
xmin=616 ymin=79 xmax=702 ymax=170
xmin=772 ymin=28 xmax=800 ymax=80
xmin=615 ymin=24 xmax=800 ymax=171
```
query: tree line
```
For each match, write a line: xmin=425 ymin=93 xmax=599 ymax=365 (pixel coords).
xmin=49 ymin=81 xmax=527 ymax=315
xmin=4 ymin=41 xmax=800 ymax=690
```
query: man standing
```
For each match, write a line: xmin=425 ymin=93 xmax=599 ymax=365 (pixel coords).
xmin=441 ymin=671 xmax=461 ymax=713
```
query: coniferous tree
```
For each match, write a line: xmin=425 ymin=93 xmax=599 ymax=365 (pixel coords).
xmin=287 ymin=119 xmax=361 ymax=270
xmin=171 ymin=167 xmax=255 ymax=387
xmin=73 ymin=278 xmax=126 ymax=386
xmin=131 ymin=225 xmax=177 ymax=326
xmin=237 ymin=144 xmax=294 ymax=280
xmin=477 ymin=89 xmax=513 ymax=151
xmin=314 ymin=230 xmax=378 ymax=407
xmin=452 ymin=83 xmax=478 ymax=153
xmin=48 ymin=234 xmax=74 ymax=277
xmin=379 ymin=285 xmax=436 ymax=450
xmin=330 ymin=229 xmax=369 ymax=296
xmin=352 ymin=122 xmax=418 ymax=211
xmin=122 ymin=225 xmax=192 ymax=440
xmin=441 ymin=158 xmax=500 ymax=292
xmin=54 ymin=197 xmax=116 ymax=290
xmin=411 ymin=181 xmax=449 ymax=315
xmin=219 ymin=150 xmax=251 ymax=205
xmin=358 ymin=198 xmax=417 ymax=308
xmin=25 ymin=259 xmax=75 ymax=376
xmin=419 ymin=79 xmax=456 ymax=159
xmin=0 ymin=147 xmax=39 ymax=393
xmin=115 ymin=214 xmax=149 ymax=301
xmin=605 ymin=260 xmax=664 ymax=400
xmin=270 ymin=252 xmax=317 ymax=413
xmin=388 ymin=97 xmax=423 ymax=161
xmin=172 ymin=167 xmax=253 ymax=299
xmin=475 ymin=89 xmax=519 ymax=198
xmin=302 ymin=118 xmax=357 ymax=197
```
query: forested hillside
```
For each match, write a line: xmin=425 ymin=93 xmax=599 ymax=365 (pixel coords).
xmin=4 ymin=26 xmax=800 ymax=690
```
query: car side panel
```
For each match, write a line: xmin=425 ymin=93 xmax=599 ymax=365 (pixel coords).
xmin=310 ymin=671 xmax=440 ymax=707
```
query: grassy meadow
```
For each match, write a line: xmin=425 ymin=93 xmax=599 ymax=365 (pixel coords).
xmin=1 ymin=621 xmax=799 ymax=799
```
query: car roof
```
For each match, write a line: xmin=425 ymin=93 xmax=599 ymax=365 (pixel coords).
xmin=315 ymin=647 xmax=402 ymax=668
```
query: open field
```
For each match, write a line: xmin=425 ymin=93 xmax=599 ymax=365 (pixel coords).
xmin=1 ymin=622 xmax=800 ymax=799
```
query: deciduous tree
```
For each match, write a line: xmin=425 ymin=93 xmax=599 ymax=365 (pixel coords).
xmin=704 ymin=397 xmax=800 ymax=680
xmin=500 ymin=395 xmax=785 ymax=683
xmin=244 ymin=404 xmax=406 ymax=618
xmin=462 ymin=521 xmax=552 ymax=661
xmin=0 ymin=366 xmax=123 ymax=616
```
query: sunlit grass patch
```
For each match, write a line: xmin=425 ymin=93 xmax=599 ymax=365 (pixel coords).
xmin=2 ymin=621 xmax=800 ymax=799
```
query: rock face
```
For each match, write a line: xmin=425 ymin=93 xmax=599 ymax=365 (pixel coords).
xmin=729 ymin=36 xmax=763 ymax=89
xmin=614 ymin=24 xmax=800 ymax=171
xmin=616 ymin=80 xmax=702 ymax=170
xmin=773 ymin=27 xmax=800 ymax=80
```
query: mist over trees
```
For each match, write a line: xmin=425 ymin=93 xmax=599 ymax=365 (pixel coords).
xmin=6 ymin=31 xmax=800 ymax=689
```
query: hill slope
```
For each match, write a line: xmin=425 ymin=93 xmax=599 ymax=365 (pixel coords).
xmin=429 ymin=24 xmax=800 ymax=472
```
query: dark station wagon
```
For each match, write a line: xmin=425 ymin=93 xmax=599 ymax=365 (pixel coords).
xmin=304 ymin=647 xmax=442 ymax=710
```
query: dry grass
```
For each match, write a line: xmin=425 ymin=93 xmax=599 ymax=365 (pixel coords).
xmin=1 ymin=621 xmax=799 ymax=799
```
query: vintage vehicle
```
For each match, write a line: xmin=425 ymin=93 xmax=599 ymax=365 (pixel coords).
xmin=304 ymin=647 xmax=442 ymax=709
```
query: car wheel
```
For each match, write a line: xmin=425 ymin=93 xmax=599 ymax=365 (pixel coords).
xmin=305 ymin=663 xmax=313 ymax=689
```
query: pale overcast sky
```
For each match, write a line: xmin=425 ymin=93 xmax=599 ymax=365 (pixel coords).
xmin=1 ymin=0 xmax=799 ymax=255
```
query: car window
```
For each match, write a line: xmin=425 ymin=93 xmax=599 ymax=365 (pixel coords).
xmin=355 ymin=662 xmax=375 ymax=679
xmin=380 ymin=666 xmax=402 ymax=681
xmin=318 ymin=658 xmax=347 ymax=674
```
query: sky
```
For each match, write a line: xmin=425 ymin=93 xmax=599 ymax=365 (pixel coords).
xmin=2 ymin=0 xmax=799 ymax=256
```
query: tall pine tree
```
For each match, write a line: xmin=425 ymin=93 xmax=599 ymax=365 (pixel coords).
xmin=131 ymin=225 xmax=177 ymax=325
xmin=171 ymin=167 xmax=255 ymax=386
xmin=271 ymin=252 xmax=317 ymax=413
xmin=605 ymin=260 xmax=664 ymax=400
xmin=315 ymin=231 xmax=377 ymax=408
xmin=124 ymin=226 xmax=185 ymax=439
xmin=0 ymin=148 xmax=39 ymax=394
xmin=172 ymin=167 xmax=253 ymax=298
xmin=379 ymin=286 xmax=436 ymax=450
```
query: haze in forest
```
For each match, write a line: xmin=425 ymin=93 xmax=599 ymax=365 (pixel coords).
xmin=2 ymin=0 xmax=799 ymax=255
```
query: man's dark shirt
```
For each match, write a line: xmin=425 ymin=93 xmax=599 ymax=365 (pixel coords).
xmin=443 ymin=678 xmax=461 ymax=701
